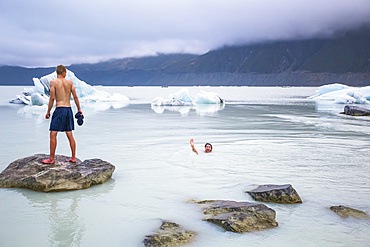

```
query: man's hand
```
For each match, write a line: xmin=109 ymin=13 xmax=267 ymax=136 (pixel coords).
xmin=190 ymin=139 xmax=195 ymax=147
xmin=45 ymin=113 xmax=50 ymax=119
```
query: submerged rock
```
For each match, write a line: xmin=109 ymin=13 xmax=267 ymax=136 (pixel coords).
xmin=341 ymin=105 xmax=370 ymax=116
xmin=196 ymin=200 xmax=278 ymax=233
xmin=143 ymin=221 xmax=197 ymax=247
xmin=0 ymin=154 xmax=115 ymax=192
xmin=330 ymin=205 xmax=370 ymax=219
xmin=246 ymin=184 xmax=302 ymax=204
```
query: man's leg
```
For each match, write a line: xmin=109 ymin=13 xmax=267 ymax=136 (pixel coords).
xmin=65 ymin=131 xmax=76 ymax=162
xmin=42 ymin=131 xmax=58 ymax=164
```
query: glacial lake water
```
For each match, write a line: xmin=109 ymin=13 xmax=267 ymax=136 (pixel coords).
xmin=0 ymin=86 xmax=369 ymax=247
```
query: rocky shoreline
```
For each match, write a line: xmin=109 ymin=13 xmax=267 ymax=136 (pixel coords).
xmin=0 ymin=154 xmax=368 ymax=246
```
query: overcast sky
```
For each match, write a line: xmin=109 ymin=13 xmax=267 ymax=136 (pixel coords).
xmin=1 ymin=0 xmax=370 ymax=67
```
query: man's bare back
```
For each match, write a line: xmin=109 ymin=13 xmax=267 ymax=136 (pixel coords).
xmin=51 ymin=78 xmax=73 ymax=107
xmin=46 ymin=74 xmax=81 ymax=119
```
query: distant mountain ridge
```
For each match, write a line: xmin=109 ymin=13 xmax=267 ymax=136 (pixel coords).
xmin=1 ymin=25 xmax=369 ymax=86
xmin=185 ymin=27 xmax=370 ymax=74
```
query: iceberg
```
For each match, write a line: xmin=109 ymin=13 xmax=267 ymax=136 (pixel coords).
xmin=9 ymin=70 xmax=130 ymax=107
xmin=151 ymin=88 xmax=194 ymax=106
xmin=151 ymin=88 xmax=224 ymax=106
xmin=151 ymin=104 xmax=225 ymax=115
xmin=150 ymin=88 xmax=225 ymax=115
xmin=315 ymin=83 xmax=350 ymax=96
xmin=31 ymin=93 xmax=49 ymax=106
xmin=168 ymin=88 xmax=194 ymax=103
xmin=193 ymin=90 xmax=224 ymax=104
xmin=309 ymin=83 xmax=370 ymax=104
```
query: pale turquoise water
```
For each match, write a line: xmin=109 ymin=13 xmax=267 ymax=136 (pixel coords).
xmin=0 ymin=86 xmax=369 ymax=247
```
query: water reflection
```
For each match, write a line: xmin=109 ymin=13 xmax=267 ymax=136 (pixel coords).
xmin=195 ymin=104 xmax=225 ymax=116
xmin=17 ymin=104 xmax=47 ymax=120
xmin=314 ymin=100 xmax=348 ymax=114
xmin=49 ymin=198 xmax=84 ymax=247
xmin=151 ymin=103 xmax=225 ymax=115
xmin=17 ymin=179 xmax=115 ymax=246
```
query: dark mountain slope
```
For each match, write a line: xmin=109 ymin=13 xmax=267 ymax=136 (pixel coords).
xmin=186 ymin=26 xmax=370 ymax=74
xmin=0 ymin=66 xmax=54 ymax=85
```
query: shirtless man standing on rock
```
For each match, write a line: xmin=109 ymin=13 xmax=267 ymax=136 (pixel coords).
xmin=42 ymin=65 xmax=82 ymax=164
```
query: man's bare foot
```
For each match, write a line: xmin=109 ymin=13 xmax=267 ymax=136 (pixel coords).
xmin=66 ymin=158 xmax=76 ymax=163
xmin=42 ymin=158 xmax=54 ymax=164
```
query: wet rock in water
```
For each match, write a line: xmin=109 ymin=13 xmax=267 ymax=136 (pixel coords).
xmin=330 ymin=205 xmax=370 ymax=219
xmin=196 ymin=200 xmax=278 ymax=233
xmin=246 ymin=184 xmax=302 ymax=204
xmin=0 ymin=154 xmax=115 ymax=192
xmin=341 ymin=105 xmax=370 ymax=116
xmin=143 ymin=221 xmax=197 ymax=247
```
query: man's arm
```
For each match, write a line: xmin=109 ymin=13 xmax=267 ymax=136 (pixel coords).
xmin=71 ymin=83 xmax=82 ymax=114
xmin=46 ymin=82 xmax=55 ymax=119
xmin=190 ymin=139 xmax=198 ymax=155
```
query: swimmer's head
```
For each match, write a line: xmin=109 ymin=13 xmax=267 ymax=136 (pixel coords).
xmin=205 ymin=143 xmax=212 ymax=153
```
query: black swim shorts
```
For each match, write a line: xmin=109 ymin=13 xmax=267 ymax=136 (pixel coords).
xmin=49 ymin=107 xmax=74 ymax=132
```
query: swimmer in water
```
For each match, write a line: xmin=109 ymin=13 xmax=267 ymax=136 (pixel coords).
xmin=190 ymin=138 xmax=212 ymax=155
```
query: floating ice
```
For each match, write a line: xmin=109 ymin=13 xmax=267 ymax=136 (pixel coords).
xmin=31 ymin=93 xmax=49 ymax=106
xmin=150 ymin=88 xmax=224 ymax=115
xmin=9 ymin=70 xmax=130 ymax=107
xmin=168 ymin=88 xmax=194 ymax=103
xmin=315 ymin=83 xmax=350 ymax=95
xmin=309 ymin=83 xmax=370 ymax=104
xmin=151 ymin=88 xmax=194 ymax=106
xmin=194 ymin=90 xmax=224 ymax=104
xmin=151 ymin=98 xmax=193 ymax=106
xmin=151 ymin=88 xmax=224 ymax=106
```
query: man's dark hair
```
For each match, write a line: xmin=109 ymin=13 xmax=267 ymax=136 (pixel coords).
xmin=56 ymin=65 xmax=66 ymax=75
xmin=205 ymin=143 xmax=212 ymax=150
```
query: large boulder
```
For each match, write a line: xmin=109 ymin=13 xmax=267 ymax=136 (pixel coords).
xmin=246 ymin=184 xmax=302 ymax=204
xmin=330 ymin=205 xmax=370 ymax=219
xmin=196 ymin=200 xmax=278 ymax=233
xmin=143 ymin=221 xmax=197 ymax=247
xmin=341 ymin=105 xmax=370 ymax=116
xmin=0 ymin=154 xmax=115 ymax=192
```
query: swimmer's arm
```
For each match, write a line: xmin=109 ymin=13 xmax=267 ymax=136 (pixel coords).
xmin=190 ymin=139 xmax=198 ymax=155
